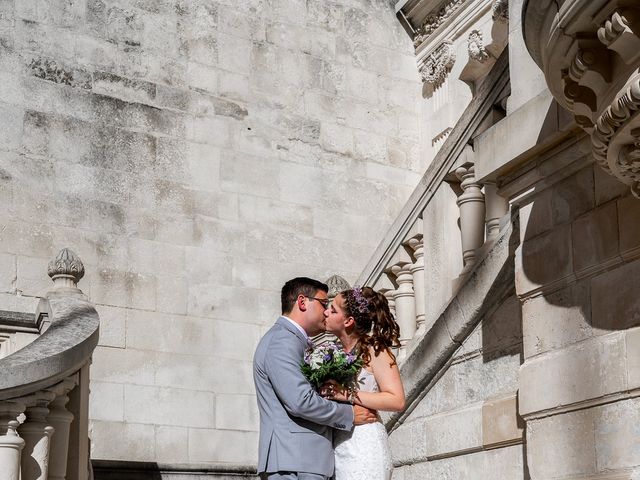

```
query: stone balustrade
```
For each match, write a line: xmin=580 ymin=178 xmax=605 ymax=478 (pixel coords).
xmin=0 ymin=249 xmax=99 ymax=480
xmin=354 ymin=50 xmax=511 ymax=360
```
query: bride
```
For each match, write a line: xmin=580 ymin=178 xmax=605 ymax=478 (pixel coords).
xmin=322 ymin=286 xmax=406 ymax=480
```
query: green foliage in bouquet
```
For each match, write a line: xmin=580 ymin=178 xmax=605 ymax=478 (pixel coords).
xmin=301 ymin=342 xmax=363 ymax=389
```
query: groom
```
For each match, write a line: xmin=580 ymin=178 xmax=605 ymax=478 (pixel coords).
xmin=253 ymin=277 xmax=376 ymax=480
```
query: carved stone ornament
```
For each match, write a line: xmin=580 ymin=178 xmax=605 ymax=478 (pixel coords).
xmin=420 ymin=41 xmax=456 ymax=86
xmin=597 ymin=9 xmax=640 ymax=65
xmin=48 ymin=248 xmax=85 ymax=283
xmin=413 ymin=0 xmax=465 ymax=47
xmin=492 ymin=0 xmax=508 ymax=23
xmin=325 ymin=274 xmax=350 ymax=299
xmin=591 ymin=75 xmax=640 ymax=198
xmin=468 ymin=30 xmax=489 ymax=63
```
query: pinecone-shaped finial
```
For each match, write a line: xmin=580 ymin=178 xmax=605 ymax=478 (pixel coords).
xmin=325 ymin=275 xmax=351 ymax=300
xmin=48 ymin=248 xmax=85 ymax=288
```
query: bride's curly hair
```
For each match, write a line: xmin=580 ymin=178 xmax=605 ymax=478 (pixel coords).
xmin=340 ymin=286 xmax=401 ymax=366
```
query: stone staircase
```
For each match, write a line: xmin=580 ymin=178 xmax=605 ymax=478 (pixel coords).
xmin=0 ymin=249 xmax=99 ymax=480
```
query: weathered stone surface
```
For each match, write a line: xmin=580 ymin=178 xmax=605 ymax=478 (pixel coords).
xmin=526 ymin=410 xmax=597 ymax=479
xmin=522 ymin=279 xmax=593 ymax=358
xmin=591 ymin=259 xmax=640 ymax=331
xmin=482 ymin=393 xmax=523 ymax=448
xmin=572 ymin=201 xmax=619 ymax=274
xmin=618 ymin=195 xmax=640 ymax=256
xmin=90 ymin=421 xmax=155 ymax=462
xmin=516 ymin=223 xmax=573 ymax=297
xmin=89 ymin=382 xmax=124 ymax=422
xmin=519 ymin=332 xmax=627 ymax=416
xmin=215 ymin=394 xmax=259 ymax=431
xmin=393 ymin=444 xmax=523 ymax=480
xmin=627 ymin=327 xmax=640 ymax=390
xmin=124 ymin=384 xmax=215 ymax=428
xmin=188 ymin=428 xmax=258 ymax=464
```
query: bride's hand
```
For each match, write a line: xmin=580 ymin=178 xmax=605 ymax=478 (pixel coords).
xmin=320 ymin=380 xmax=349 ymax=402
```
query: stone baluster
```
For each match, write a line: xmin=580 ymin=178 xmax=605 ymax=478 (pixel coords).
xmin=388 ymin=262 xmax=416 ymax=357
xmin=19 ymin=392 xmax=56 ymax=480
xmin=484 ymin=181 xmax=509 ymax=239
xmin=0 ymin=401 xmax=26 ymax=480
xmin=47 ymin=378 xmax=77 ymax=480
xmin=455 ymin=164 xmax=486 ymax=271
xmin=404 ymin=235 xmax=426 ymax=334
xmin=381 ymin=289 xmax=396 ymax=317
xmin=374 ymin=275 xmax=397 ymax=318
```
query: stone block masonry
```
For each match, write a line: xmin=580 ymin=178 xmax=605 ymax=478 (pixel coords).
xmin=0 ymin=0 xmax=423 ymax=466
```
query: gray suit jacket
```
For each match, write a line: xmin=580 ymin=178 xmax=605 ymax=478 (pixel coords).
xmin=253 ymin=317 xmax=354 ymax=476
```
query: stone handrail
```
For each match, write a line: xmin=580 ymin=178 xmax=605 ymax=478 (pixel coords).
xmin=0 ymin=248 xmax=99 ymax=480
xmin=0 ymin=294 xmax=99 ymax=400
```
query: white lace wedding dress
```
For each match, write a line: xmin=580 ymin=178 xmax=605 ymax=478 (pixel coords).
xmin=333 ymin=368 xmax=393 ymax=480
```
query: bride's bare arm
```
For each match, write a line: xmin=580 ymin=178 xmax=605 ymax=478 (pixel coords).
xmin=353 ymin=347 xmax=405 ymax=412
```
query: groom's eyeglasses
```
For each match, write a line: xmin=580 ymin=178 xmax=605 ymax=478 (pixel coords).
xmin=307 ymin=296 xmax=329 ymax=309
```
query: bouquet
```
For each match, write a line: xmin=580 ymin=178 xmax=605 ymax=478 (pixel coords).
xmin=301 ymin=342 xmax=363 ymax=393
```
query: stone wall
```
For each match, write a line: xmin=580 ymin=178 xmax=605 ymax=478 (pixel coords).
xmin=516 ymin=160 xmax=640 ymax=480
xmin=0 ymin=0 xmax=423 ymax=465
xmin=389 ymin=294 xmax=525 ymax=479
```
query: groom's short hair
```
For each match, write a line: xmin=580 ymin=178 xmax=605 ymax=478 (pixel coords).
xmin=281 ymin=277 xmax=328 ymax=314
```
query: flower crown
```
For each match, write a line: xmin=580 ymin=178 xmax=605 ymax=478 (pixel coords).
xmin=351 ymin=285 xmax=370 ymax=313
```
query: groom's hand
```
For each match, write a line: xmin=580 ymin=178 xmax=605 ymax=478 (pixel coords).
xmin=353 ymin=405 xmax=377 ymax=425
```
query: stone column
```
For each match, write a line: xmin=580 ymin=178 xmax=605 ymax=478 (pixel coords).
xmin=405 ymin=236 xmax=426 ymax=334
xmin=388 ymin=263 xmax=416 ymax=354
xmin=455 ymin=165 xmax=486 ymax=270
xmin=19 ymin=393 xmax=56 ymax=480
xmin=484 ymin=181 xmax=509 ymax=239
xmin=47 ymin=379 xmax=76 ymax=480
xmin=0 ymin=401 xmax=26 ymax=480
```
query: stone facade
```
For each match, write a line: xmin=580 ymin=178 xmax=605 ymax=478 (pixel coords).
xmin=1 ymin=0 xmax=639 ymax=478
xmin=0 ymin=0 xmax=423 ymax=468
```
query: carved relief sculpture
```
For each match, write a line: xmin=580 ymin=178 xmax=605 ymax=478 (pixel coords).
xmin=419 ymin=41 xmax=456 ymax=87
xmin=468 ymin=30 xmax=489 ymax=62
xmin=492 ymin=0 xmax=508 ymax=23
xmin=413 ymin=0 xmax=465 ymax=48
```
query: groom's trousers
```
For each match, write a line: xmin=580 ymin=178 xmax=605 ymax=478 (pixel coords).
xmin=260 ymin=472 xmax=328 ymax=480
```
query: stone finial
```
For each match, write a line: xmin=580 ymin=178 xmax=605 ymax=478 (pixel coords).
xmin=325 ymin=275 xmax=350 ymax=300
xmin=48 ymin=248 xmax=85 ymax=288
